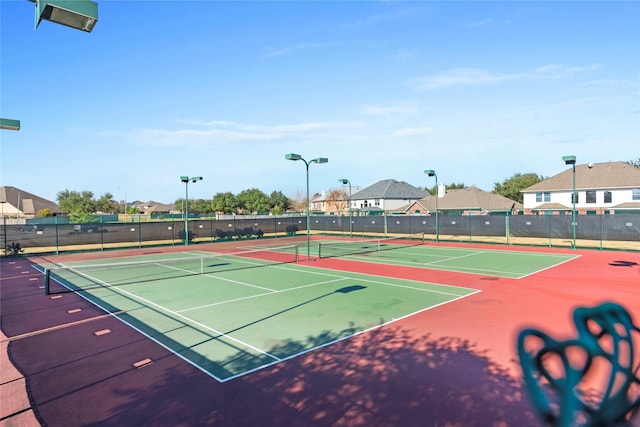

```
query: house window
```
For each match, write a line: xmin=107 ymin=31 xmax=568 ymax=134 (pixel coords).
xmin=535 ymin=192 xmax=550 ymax=203
xmin=374 ymin=199 xmax=380 ymax=206
xmin=586 ymin=190 xmax=596 ymax=204
xmin=633 ymin=188 xmax=640 ymax=201
xmin=604 ymin=191 xmax=612 ymax=203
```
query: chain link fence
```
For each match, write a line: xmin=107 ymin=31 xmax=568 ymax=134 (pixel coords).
xmin=2 ymin=214 xmax=639 ymax=254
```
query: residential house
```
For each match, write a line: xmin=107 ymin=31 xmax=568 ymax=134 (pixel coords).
xmin=0 ymin=186 xmax=61 ymax=218
xmin=349 ymin=179 xmax=428 ymax=214
xmin=131 ymin=200 xmax=175 ymax=215
xmin=521 ymin=161 xmax=640 ymax=215
xmin=397 ymin=186 xmax=521 ymax=216
xmin=311 ymin=186 xmax=363 ymax=214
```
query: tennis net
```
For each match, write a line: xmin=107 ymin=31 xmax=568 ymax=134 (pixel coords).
xmin=317 ymin=233 xmax=424 ymax=259
xmin=44 ymin=245 xmax=299 ymax=294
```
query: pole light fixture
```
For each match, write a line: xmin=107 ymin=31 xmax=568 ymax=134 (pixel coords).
xmin=563 ymin=155 xmax=577 ymax=250
xmin=286 ymin=153 xmax=328 ymax=260
xmin=33 ymin=0 xmax=98 ymax=32
xmin=180 ymin=176 xmax=203 ymax=246
xmin=0 ymin=119 xmax=20 ymax=131
xmin=339 ymin=178 xmax=352 ymax=238
xmin=424 ymin=169 xmax=439 ymax=242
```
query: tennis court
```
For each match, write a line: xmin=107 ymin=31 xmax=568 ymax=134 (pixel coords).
xmin=317 ymin=236 xmax=579 ymax=278
xmin=5 ymin=237 xmax=637 ymax=426
xmin=42 ymin=245 xmax=479 ymax=382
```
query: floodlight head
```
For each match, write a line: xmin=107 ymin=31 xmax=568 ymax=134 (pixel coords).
xmin=339 ymin=179 xmax=349 ymax=184
xmin=285 ymin=153 xmax=302 ymax=161
xmin=563 ymin=155 xmax=576 ymax=165
xmin=424 ymin=169 xmax=436 ymax=177
xmin=0 ymin=118 xmax=20 ymax=131
xmin=191 ymin=176 xmax=203 ymax=183
xmin=35 ymin=0 xmax=98 ymax=33
xmin=180 ymin=176 xmax=189 ymax=183
xmin=312 ymin=158 xmax=329 ymax=164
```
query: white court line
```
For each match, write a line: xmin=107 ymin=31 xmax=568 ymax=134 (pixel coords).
xmin=517 ymin=255 xmax=581 ymax=279
xmin=52 ymin=253 xmax=482 ymax=383
xmin=220 ymin=288 xmax=482 ymax=382
xmin=425 ymin=251 xmax=484 ymax=265
xmin=274 ymin=261 xmax=479 ymax=293
xmin=177 ymin=277 xmax=348 ymax=313
xmin=328 ymin=248 xmax=579 ymax=278
xmin=55 ymin=263 xmax=282 ymax=363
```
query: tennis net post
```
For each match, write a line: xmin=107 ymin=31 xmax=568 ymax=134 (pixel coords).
xmin=44 ymin=268 xmax=50 ymax=295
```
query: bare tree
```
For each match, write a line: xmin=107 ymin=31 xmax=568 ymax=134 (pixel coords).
xmin=325 ymin=188 xmax=348 ymax=212
xmin=288 ymin=190 xmax=307 ymax=212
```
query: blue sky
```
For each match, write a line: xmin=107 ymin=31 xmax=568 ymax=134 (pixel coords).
xmin=1 ymin=1 xmax=639 ymax=204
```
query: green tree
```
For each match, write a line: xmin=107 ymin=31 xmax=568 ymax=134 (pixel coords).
xmin=237 ymin=188 xmax=270 ymax=214
xmin=57 ymin=190 xmax=113 ymax=222
xmin=628 ymin=158 xmax=640 ymax=168
xmin=493 ymin=173 xmax=545 ymax=203
xmin=95 ymin=192 xmax=115 ymax=214
xmin=211 ymin=192 xmax=238 ymax=214
xmin=174 ymin=198 xmax=199 ymax=214
xmin=192 ymin=198 xmax=212 ymax=215
xmin=268 ymin=191 xmax=289 ymax=215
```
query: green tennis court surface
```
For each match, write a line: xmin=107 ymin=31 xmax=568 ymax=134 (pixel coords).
xmin=43 ymin=250 xmax=478 ymax=382
xmin=317 ymin=240 xmax=579 ymax=278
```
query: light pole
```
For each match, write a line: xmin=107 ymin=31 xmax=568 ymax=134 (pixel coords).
xmin=562 ymin=155 xmax=577 ymax=249
xmin=424 ymin=170 xmax=439 ymax=242
xmin=286 ymin=153 xmax=328 ymax=260
xmin=180 ymin=176 xmax=203 ymax=246
xmin=339 ymin=178 xmax=352 ymax=238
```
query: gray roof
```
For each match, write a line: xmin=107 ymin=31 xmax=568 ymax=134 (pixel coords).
xmin=351 ymin=179 xmax=427 ymax=200
xmin=401 ymin=187 xmax=520 ymax=212
xmin=0 ymin=186 xmax=61 ymax=214
xmin=132 ymin=200 xmax=174 ymax=213
xmin=522 ymin=161 xmax=640 ymax=192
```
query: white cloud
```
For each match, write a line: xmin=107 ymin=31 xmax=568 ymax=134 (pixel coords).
xmin=340 ymin=6 xmax=429 ymax=31
xmin=116 ymin=120 xmax=363 ymax=147
xmin=390 ymin=126 xmax=434 ymax=137
xmin=411 ymin=64 xmax=599 ymax=91
xmin=361 ymin=102 xmax=419 ymax=116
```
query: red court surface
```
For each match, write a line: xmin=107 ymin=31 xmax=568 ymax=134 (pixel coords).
xmin=1 ymin=242 xmax=639 ymax=426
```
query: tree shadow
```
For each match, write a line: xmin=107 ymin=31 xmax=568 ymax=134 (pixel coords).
xmin=97 ymin=324 xmax=541 ymax=426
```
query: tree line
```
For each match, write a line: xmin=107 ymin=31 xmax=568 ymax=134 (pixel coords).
xmin=55 ymin=188 xmax=297 ymax=220
xmin=54 ymin=158 xmax=640 ymax=220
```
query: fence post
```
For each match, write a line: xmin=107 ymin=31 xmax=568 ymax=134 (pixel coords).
xmin=599 ymin=208 xmax=603 ymax=251
xmin=506 ymin=211 xmax=510 ymax=245
xmin=55 ymin=215 xmax=60 ymax=254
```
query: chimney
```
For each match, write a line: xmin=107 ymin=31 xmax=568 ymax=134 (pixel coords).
xmin=438 ymin=183 xmax=446 ymax=198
